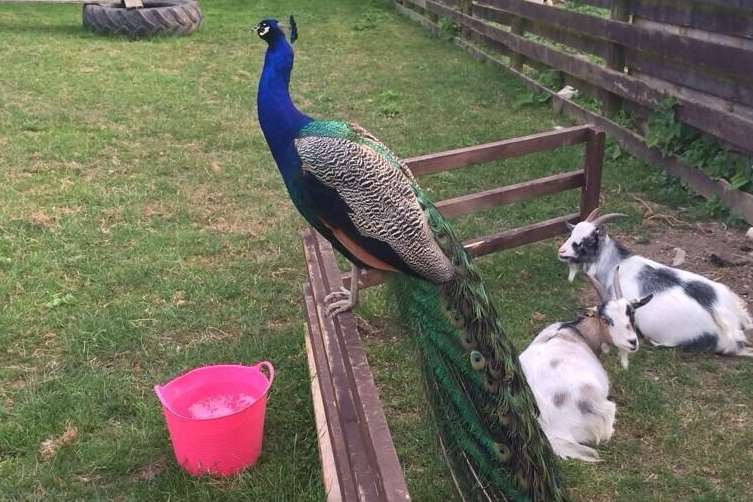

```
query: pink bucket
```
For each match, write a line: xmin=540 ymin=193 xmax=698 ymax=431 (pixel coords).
xmin=154 ymin=361 xmax=275 ymax=476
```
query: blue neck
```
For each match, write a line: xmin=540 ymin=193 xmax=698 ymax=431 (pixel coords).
xmin=257 ymin=37 xmax=311 ymax=180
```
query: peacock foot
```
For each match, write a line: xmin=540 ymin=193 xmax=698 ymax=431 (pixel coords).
xmin=324 ymin=287 xmax=355 ymax=317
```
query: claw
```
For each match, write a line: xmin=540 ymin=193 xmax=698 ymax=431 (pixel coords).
xmin=324 ymin=287 xmax=355 ymax=317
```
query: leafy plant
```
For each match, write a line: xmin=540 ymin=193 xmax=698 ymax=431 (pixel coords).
xmin=353 ymin=9 xmax=389 ymax=31
xmin=645 ymin=98 xmax=689 ymax=157
xmin=438 ymin=17 xmax=459 ymax=40
xmin=536 ymin=69 xmax=563 ymax=90
xmin=512 ymin=91 xmax=550 ymax=110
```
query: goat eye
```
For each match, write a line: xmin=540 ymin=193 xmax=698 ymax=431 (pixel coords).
xmin=572 ymin=242 xmax=580 ymax=250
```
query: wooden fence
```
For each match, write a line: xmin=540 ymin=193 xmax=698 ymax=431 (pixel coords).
xmin=394 ymin=0 xmax=753 ymax=223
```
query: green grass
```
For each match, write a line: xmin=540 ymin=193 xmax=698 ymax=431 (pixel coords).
xmin=1 ymin=0 xmax=751 ymax=500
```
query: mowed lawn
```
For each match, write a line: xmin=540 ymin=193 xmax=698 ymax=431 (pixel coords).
xmin=1 ymin=0 xmax=752 ymax=500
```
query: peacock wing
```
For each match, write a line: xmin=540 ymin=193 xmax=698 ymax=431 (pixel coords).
xmin=294 ymin=120 xmax=454 ymax=284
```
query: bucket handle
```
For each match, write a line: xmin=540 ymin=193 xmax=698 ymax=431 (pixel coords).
xmin=256 ymin=361 xmax=275 ymax=390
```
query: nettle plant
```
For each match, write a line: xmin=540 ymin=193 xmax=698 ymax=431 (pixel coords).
xmin=645 ymin=98 xmax=753 ymax=195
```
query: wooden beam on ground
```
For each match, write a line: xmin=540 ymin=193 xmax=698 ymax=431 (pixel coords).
xmin=404 ymin=125 xmax=590 ymax=175
xmin=303 ymin=307 xmax=343 ymax=502
xmin=303 ymin=230 xmax=411 ymax=502
xmin=302 ymin=280 xmax=360 ymax=501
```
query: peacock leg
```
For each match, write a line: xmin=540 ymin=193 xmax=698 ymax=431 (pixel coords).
xmin=324 ymin=265 xmax=360 ymax=317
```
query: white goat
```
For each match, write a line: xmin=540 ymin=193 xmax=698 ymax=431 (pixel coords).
xmin=558 ymin=208 xmax=753 ymax=356
xmin=520 ymin=271 xmax=653 ymax=462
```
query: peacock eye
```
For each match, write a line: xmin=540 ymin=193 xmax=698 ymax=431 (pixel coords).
xmin=259 ymin=25 xmax=270 ymax=36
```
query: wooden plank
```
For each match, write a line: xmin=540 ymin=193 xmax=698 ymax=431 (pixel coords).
xmin=303 ymin=232 xmax=383 ymax=502
xmin=428 ymin=1 xmax=753 ymax=152
xmin=580 ymin=130 xmax=605 ymax=218
xmin=435 ymin=169 xmax=584 ymax=218
xmin=123 ymin=0 xmax=143 ymax=8
xmin=464 ymin=213 xmax=579 ymax=257
xmin=625 ymin=48 xmax=753 ymax=110
xmin=477 ymin=0 xmax=753 ymax=76
xmin=447 ymin=35 xmax=753 ymax=223
xmin=302 ymin=278 xmax=359 ymax=501
xmin=474 ymin=3 xmax=610 ymax=59
xmin=312 ymin=232 xmax=411 ymax=502
xmin=627 ymin=65 xmax=753 ymax=125
xmin=632 ymin=1 xmax=753 ymax=41
xmin=303 ymin=297 xmax=343 ymax=502
xmin=691 ymin=0 xmax=753 ymax=9
xmin=404 ymin=124 xmax=590 ymax=175
xmin=632 ymin=16 xmax=753 ymax=53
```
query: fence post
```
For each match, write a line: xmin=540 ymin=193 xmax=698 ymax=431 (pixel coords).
xmin=459 ymin=0 xmax=473 ymax=39
xmin=510 ymin=16 xmax=527 ymax=70
xmin=603 ymin=0 xmax=631 ymax=117
xmin=580 ymin=129 xmax=605 ymax=219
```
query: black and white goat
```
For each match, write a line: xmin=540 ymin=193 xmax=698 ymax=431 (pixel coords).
xmin=558 ymin=208 xmax=753 ymax=356
xmin=520 ymin=271 xmax=652 ymax=462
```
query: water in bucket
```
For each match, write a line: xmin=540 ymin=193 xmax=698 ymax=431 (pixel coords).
xmin=154 ymin=361 xmax=275 ymax=476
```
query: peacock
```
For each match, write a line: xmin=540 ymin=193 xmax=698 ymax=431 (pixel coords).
xmin=254 ymin=17 xmax=565 ymax=501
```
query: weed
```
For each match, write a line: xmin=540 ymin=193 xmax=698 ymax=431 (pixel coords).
xmin=438 ymin=17 xmax=459 ymax=39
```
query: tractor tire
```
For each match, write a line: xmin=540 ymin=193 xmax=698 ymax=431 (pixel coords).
xmin=83 ymin=0 xmax=203 ymax=38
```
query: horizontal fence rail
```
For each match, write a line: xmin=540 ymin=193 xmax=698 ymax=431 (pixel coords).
xmin=395 ymin=0 xmax=753 ymax=224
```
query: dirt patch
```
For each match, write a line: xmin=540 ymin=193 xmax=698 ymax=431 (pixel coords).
xmin=355 ymin=314 xmax=398 ymax=342
xmin=158 ymin=326 xmax=239 ymax=352
xmin=39 ymin=422 xmax=78 ymax=461
xmin=187 ymin=184 xmax=267 ymax=237
xmin=131 ymin=456 xmax=167 ymax=482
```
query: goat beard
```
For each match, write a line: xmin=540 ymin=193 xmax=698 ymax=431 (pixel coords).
xmin=567 ymin=263 xmax=579 ymax=282
xmin=618 ymin=349 xmax=630 ymax=369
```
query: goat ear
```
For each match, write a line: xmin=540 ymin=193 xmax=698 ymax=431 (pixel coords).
xmin=631 ymin=294 xmax=654 ymax=310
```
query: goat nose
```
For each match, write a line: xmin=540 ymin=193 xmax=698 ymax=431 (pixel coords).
xmin=629 ymin=339 xmax=638 ymax=349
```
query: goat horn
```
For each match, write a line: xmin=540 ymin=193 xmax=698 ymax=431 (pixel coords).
xmin=585 ymin=207 xmax=600 ymax=222
xmin=591 ymin=213 xmax=627 ymax=227
xmin=613 ymin=266 xmax=624 ymax=299
xmin=585 ymin=273 xmax=608 ymax=304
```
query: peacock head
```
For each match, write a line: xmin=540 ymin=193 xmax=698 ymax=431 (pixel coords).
xmin=255 ymin=16 xmax=298 ymax=45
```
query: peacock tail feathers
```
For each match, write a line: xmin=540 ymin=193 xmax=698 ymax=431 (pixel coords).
xmin=390 ymin=186 xmax=565 ymax=501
